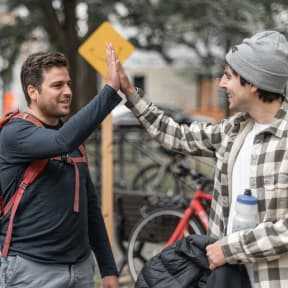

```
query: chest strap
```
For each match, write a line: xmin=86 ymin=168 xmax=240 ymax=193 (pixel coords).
xmin=0 ymin=112 xmax=88 ymax=256
xmin=51 ymin=144 xmax=87 ymax=212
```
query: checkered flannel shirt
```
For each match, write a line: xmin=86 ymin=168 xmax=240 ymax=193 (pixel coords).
xmin=126 ymin=90 xmax=288 ymax=288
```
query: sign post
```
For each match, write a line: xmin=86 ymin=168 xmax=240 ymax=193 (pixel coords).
xmin=79 ymin=22 xmax=134 ymax=241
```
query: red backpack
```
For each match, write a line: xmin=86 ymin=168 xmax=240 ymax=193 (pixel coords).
xmin=0 ymin=111 xmax=88 ymax=256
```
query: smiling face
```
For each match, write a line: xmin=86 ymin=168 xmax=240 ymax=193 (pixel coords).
xmin=218 ymin=66 xmax=255 ymax=113
xmin=28 ymin=66 xmax=72 ymax=125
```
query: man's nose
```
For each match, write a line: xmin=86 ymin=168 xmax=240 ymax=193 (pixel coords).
xmin=63 ymin=84 xmax=72 ymax=95
xmin=218 ymin=75 xmax=227 ymax=88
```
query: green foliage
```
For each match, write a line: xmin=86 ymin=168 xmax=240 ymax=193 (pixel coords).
xmin=0 ymin=0 xmax=288 ymax=106
xmin=114 ymin=0 xmax=288 ymax=75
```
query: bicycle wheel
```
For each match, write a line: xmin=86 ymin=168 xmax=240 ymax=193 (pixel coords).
xmin=131 ymin=163 xmax=180 ymax=196
xmin=127 ymin=209 xmax=205 ymax=281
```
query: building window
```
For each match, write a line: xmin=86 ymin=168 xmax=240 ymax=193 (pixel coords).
xmin=133 ymin=75 xmax=145 ymax=91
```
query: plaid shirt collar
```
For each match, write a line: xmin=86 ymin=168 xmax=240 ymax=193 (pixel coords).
xmin=231 ymin=100 xmax=288 ymax=138
xmin=268 ymin=100 xmax=288 ymax=138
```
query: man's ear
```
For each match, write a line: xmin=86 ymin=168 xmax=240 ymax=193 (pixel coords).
xmin=27 ymin=85 xmax=39 ymax=103
xmin=250 ymin=85 xmax=258 ymax=95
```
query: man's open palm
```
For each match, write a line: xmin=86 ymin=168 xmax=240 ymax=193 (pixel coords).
xmin=105 ymin=43 xmax=120 ymax=91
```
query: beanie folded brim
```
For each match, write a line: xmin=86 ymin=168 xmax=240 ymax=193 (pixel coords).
xmin=226 ymin=51 xmax=288 ymax=94
xmin=225 ymin=31 xmax=288 ymax=95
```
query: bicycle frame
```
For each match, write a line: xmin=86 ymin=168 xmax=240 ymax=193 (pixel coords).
xmin=165 ymin=187 xmax=212 ymax=247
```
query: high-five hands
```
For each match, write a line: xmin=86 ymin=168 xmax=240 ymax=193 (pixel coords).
xmin=105 ymin=43 xmax=136 ymax=96
xmin=105 ymin=43 xmax=120 ymax=91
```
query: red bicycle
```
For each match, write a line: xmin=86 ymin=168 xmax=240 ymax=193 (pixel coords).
xmin=127 ymin=179 xmax=213 ymax=281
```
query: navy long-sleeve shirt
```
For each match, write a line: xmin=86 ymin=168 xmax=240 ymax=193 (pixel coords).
xmin=0 ymin=85 xmax=121 ymax=277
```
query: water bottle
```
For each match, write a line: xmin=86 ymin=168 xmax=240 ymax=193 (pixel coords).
xmin=232 ymin=189 xmax=258 ymax=233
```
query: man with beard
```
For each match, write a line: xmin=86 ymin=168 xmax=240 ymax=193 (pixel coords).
xmin=0 ymin=50 xmax=121 ymax=288
xmin=110 ymin=31 xmax=288 ymax=287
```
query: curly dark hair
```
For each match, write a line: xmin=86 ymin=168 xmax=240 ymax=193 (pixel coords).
xmin=21 ymin=52 xmax=69 ymax=106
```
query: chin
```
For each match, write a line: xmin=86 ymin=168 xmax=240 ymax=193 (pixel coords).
xmin=55 ymin=111 xmax=70 ymax=118
xmin=228 ymin=103 xmax=238 ymax=113
xmin=61 ymin=107 xmax=71 ymax=115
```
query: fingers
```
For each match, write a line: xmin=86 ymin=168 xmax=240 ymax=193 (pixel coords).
xmin=105 ymin=43 xmax=112 ymax=66
xmin=105 ymin=42 xmax=135 ymax=95
xmin=106 ymin=43 xmax=116 ymax=62
xmin=207 ymin=250 xmax=217 ymax=271
xmin=105 ymin=42 xmax=120 ymax=90
xmin=106 ymin=42 xmax=126 ymax=73
xmin=106 ymin=43 xmax=121 ymax=72
xmin=207 ymin=255 xmax=215 ymax=270
xmin=209 ymin=263 xmax=215 ymax=270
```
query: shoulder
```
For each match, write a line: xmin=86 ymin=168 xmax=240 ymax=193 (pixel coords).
xmin=1 ymin=118 xmax=38 ymax=146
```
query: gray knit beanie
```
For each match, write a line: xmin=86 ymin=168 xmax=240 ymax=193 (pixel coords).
xmin=226 ymin=31 xmax=288 ymax=94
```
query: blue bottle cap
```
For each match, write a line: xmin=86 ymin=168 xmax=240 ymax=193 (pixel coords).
xmin=237 ymin=194 xmax=257 ymax=205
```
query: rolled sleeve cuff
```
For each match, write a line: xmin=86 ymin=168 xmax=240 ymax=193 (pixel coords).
xmin=104 ymin=84 xmax=119 ymax=98
xmin=125 ymin=88 xmax=151 ymax=117
xmin=218 ymin=232 xmax=245 ymax=264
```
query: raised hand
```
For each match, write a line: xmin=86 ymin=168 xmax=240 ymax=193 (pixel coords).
xmin=105 ymin=43 xmax=120 ymax=91
xmin=106 ymin=43 xmax=136 ymax=96
xmin=117 ymin=61 xmax=136 ymax=96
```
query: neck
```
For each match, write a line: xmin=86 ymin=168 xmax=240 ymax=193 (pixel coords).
xmin=248 ymin=100 xmax=282 ymax=124
xmin=27 ymin=107 xmax=60 ymax=126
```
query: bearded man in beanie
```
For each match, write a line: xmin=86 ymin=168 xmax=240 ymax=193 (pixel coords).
xmin=106 ymin=30 xmax=288 ymax=287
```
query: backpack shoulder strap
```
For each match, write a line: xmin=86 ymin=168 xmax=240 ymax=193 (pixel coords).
xmin=0 ymin=111 xmax=47 ymax=257
xmin=12 ymin=112 xmax=44 ymax=127
xmin=1 ymin=159 xmax=48 ymax=257
xmin=0 ymin=111 xmax=44 ymax=129
xmin=0 ymin=110 xmax=20 ymax=128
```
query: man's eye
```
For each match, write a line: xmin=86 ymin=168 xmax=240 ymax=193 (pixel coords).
xmin=53 ymin=83 xmax=63 ymax=88
xmin=224 ymin=74 xmax=231 ymax=80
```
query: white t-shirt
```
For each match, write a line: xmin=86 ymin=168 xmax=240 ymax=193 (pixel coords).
xmin=228 ymin=122 xmax=269 ymax=286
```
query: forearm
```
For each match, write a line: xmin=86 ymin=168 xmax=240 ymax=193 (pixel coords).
xmin=4 ymin=85 xmax=121 ymax=160
xmin=87 ymin=177 xmax=118 ymax=277
xmin=219 ymin=218 xmax=288 ymax=263
xmin=89 ymin=210 xmax=118 ymax=277
xmin=125 ymin=89 xmax=222 ymax=157
xmin=56 ymin=85 xmax=121 ymax=152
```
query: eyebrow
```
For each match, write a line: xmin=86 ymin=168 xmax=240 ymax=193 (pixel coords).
xmin=50 ymin=80 xmax=72 ymax=85
xmin=223 ymin=69 xmax=231 ymax=77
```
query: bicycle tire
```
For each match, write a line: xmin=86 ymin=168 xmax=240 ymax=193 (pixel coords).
xmin=132 ymin=163 xmax=182 ymax=196
xmin=127 ymin=208 xmax=205 ymax=281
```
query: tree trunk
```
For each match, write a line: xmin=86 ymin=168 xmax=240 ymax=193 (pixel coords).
xmin=62 ymin=0 xmax=99 ymax=113
xmin=76 ymin=56 xmax=99 ymax=109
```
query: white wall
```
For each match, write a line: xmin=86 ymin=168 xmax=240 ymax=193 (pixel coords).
xmin=127 ymin=66 xmax=198 ymax=113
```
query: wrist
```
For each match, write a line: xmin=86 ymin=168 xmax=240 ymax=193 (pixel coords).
xmin=106 ymin=81 xmax=119 ymax=92
xmin=125 ymin=86 xmax=136 ymax=97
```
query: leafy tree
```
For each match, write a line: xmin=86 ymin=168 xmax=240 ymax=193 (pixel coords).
xmin=1 ymin=0 xmax=288 ymax=112
xmin=0 ymin=0 xmax=115 ymax=112
xmin=113 ymin=0 xmax=287 ymax=76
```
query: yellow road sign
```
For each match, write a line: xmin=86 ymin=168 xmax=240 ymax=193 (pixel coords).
xmin=78 ymin=21 xmax=135 ymax=77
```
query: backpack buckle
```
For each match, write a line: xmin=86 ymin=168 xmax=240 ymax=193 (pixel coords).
xmin=18 ymin=183 xmax=28 ymax=190
xmin=61 ymin=153 xmax=69 ymax=162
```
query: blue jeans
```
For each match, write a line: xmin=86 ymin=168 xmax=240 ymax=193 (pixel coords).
xmin=0 ymin=253 xmax=97 ymax=288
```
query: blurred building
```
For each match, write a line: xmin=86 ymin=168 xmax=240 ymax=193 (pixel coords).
xmin=125 ymin=50 xmax=224 ymax=121
xmin=0 ymin=5 xmax=224 ymax=121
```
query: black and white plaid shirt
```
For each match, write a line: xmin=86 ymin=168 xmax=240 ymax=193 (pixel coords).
xmin=126 ymin=90 xmax=288 ymax=288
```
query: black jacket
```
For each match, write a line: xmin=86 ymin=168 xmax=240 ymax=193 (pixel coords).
xmin=136 ymin=235 xmax=251 ymax=288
